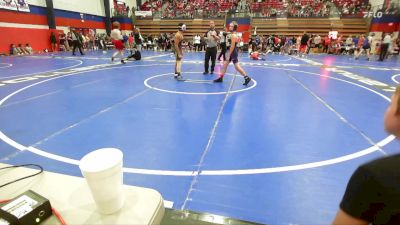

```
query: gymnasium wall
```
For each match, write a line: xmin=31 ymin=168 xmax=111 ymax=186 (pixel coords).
xmin=27 ymin=0 xmax=106 ymax=16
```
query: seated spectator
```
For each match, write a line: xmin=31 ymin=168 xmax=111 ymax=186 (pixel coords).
xmin=24 ymin=43 xmax=33 ymax=54
xmin=9 ymin=44 xmax=15 ymax=55
xmin=16 ymin=44 xmax=26 ymax=55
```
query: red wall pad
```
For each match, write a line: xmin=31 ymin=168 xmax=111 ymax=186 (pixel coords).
xmin=0 ymin=27 xmax=62 ymax=54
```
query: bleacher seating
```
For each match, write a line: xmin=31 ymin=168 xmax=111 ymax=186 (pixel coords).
xmin=251 ymin=17 xmax=368 ymax=38
xmin=135 ymin=0 xmax=369 ymax=41
xmin=135 ymin=19 xmax=225 ymax=40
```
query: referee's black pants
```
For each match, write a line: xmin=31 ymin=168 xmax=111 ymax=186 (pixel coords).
xmin=205 ymin=46 xmax=217 ymax=73
xmin=379 ymin=43 xmax=389 ymax=61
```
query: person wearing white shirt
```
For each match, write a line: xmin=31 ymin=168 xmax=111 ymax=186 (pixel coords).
xmin=379 ymin=33 xmax=391 ymax=61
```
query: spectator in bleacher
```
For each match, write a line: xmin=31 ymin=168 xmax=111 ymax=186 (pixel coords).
xmin=204 ymin=20 xmax=220 ymax=75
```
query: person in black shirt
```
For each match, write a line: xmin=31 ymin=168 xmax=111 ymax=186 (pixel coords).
xmin=217 ymin=27 xmax=228 ymax=61
xmin=71 ymin=28 xmax=84 ymax=56
xmin=134 ymin=28 xmax=143 ymax=51
xmin=300 ymin=32 xmax=309 ymax=57
xmin=50 ymin=32 xmax=57 ymax=52
xmin=332 ymin=86 xmax=400 ymax=225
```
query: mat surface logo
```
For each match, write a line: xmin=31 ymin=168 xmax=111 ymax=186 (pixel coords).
xmin=0 ymin=63 xmax=116 ymax=87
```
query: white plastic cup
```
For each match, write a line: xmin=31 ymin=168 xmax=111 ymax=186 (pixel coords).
xmin=79 ymin=148 xmax=124 ymax=214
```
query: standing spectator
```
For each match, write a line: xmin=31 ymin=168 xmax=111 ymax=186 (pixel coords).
xmin=379 ymin=33 xmax=391 ymax=61
xmin=300 ymin=31 xmax=309 ymax=57
xmin=134 ymin=28 xmax=143 ymax=51
xmin=218 ymin=27 xmax=228 ymax=61
xmin=71 ymin=28 xmax=84 ymax=56
xmin=128 ymin=33 xmax=134 ymax=50
xmin=193 ymin=34 xmax=201 ymax=52
xmin=59 ymin=33 xmax=70 ymax=51
xmin=203 ymin=21 xmax=220 ymax=75
xmin=199 ymin=34 xmax=206 ymax=52
xmin=50 ymin=32 xmax=57 ymax=52
xmin=323 ymin=35 xmax=330 ymax=53
xmin=314 ymin=34 xmax=321 ymax=53
xmin=67 ymin=32 xmax=73 ymax=50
